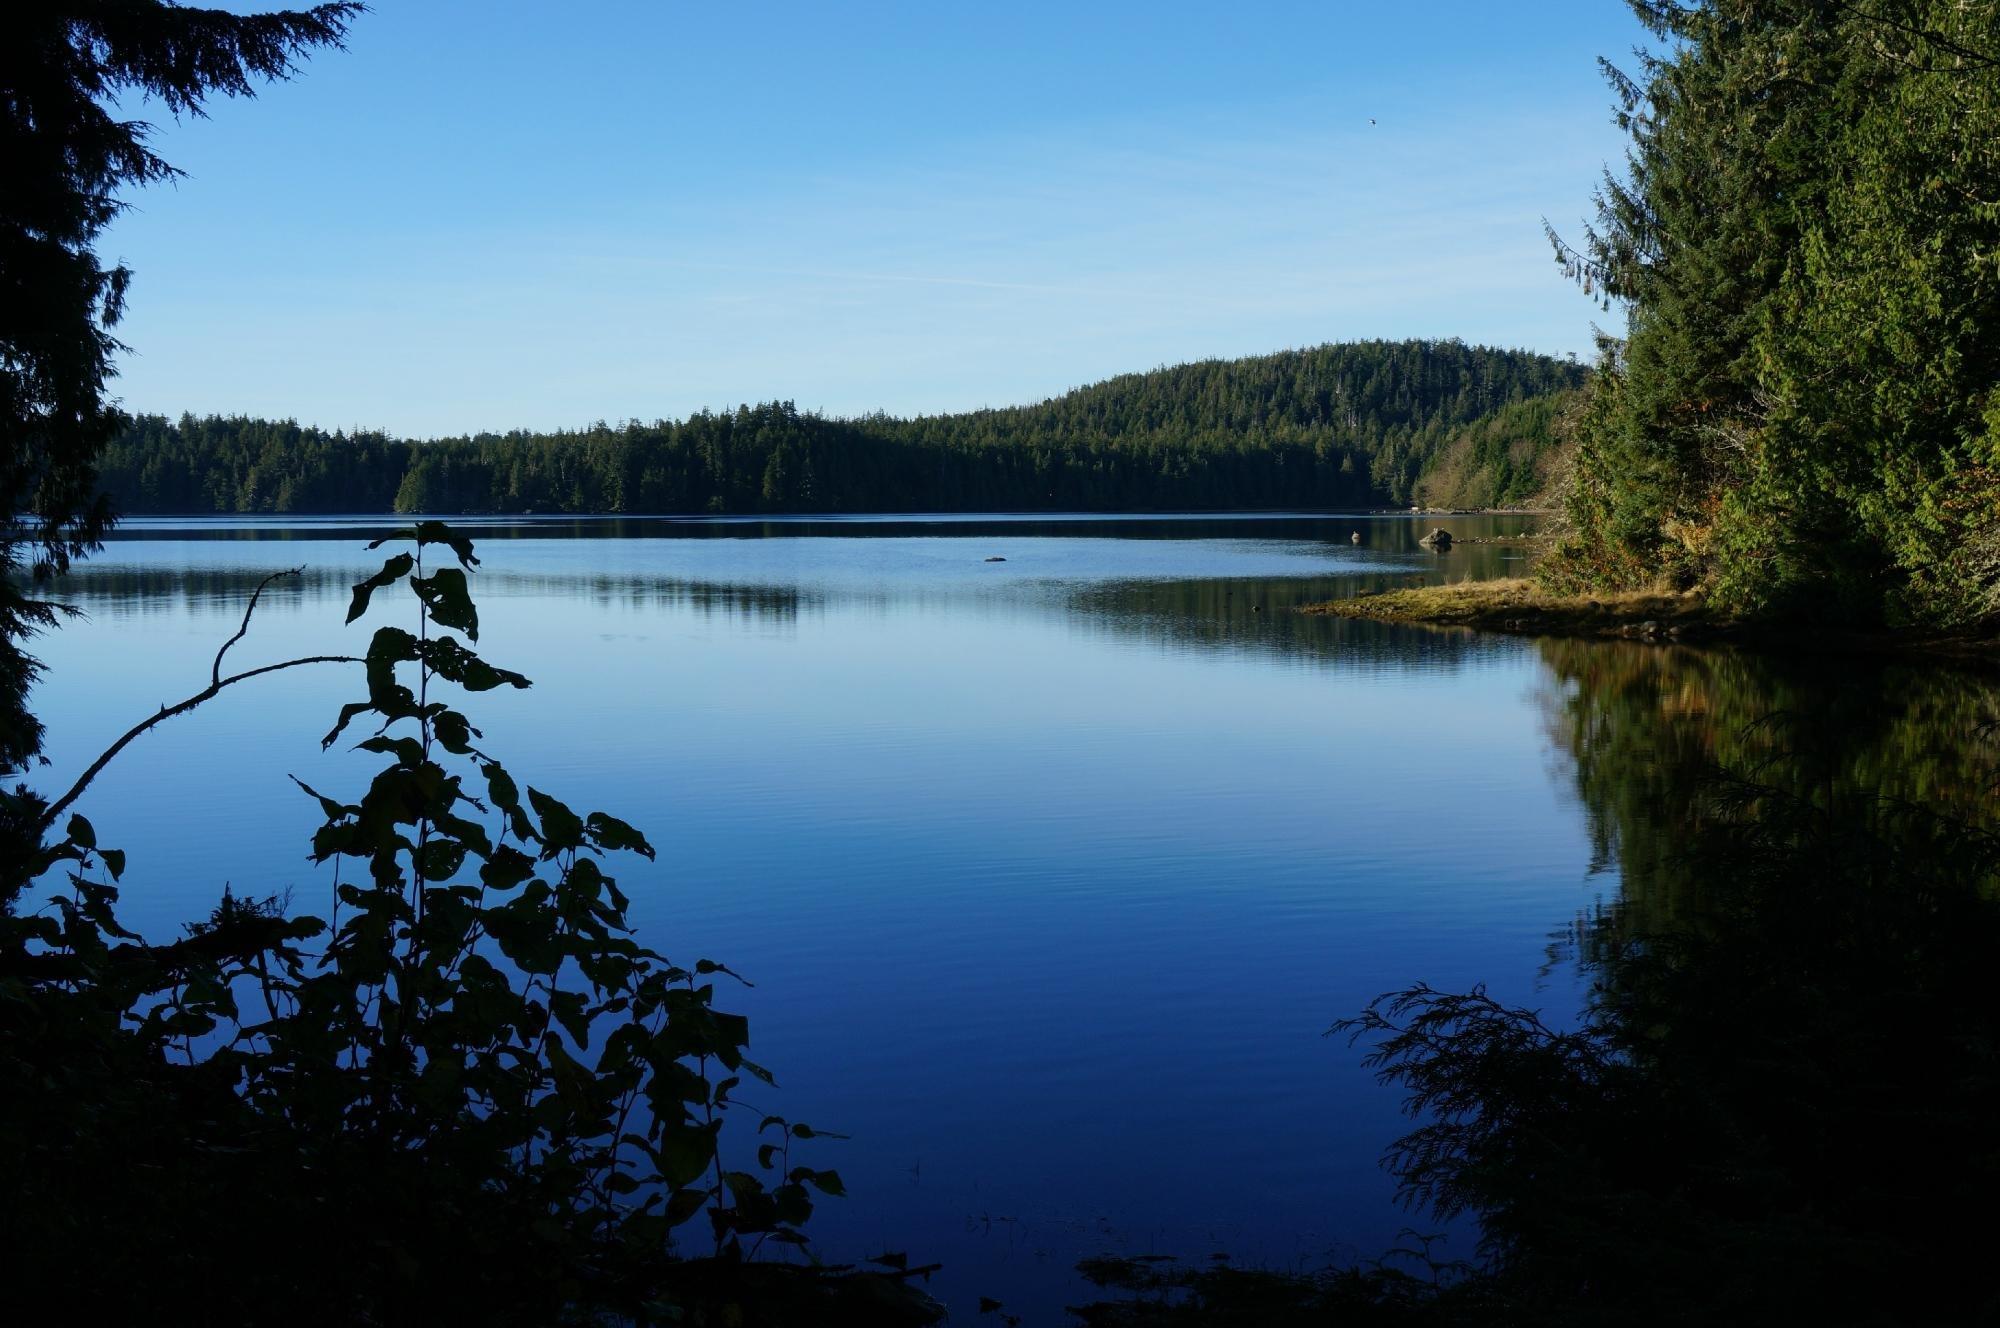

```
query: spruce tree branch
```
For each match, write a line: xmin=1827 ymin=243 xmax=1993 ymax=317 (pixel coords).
xmin=1831 ymin=1 xmax=2000 ymax=69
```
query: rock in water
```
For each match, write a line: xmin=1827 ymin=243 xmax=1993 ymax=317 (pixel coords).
xmin=1419 ymin=527 xmax=1455 ymax=549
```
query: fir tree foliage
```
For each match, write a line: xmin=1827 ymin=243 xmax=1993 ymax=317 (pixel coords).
xmin=1550 ymin=0 xmax=2000 ymax=627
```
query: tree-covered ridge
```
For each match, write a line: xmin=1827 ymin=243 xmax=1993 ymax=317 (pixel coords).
xmin=97 ymin=339 xmax=1585 ymax=516
xmin=1548 ymin=0 xmax=2000 ymax=628
xmin=1409 ymin=392 xmax=1583 ymax=510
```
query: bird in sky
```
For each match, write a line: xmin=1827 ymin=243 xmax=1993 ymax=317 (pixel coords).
xmin=1369 ymin=117 xmax=1378 ymax=125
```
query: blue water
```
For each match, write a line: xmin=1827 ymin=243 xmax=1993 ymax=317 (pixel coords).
xmin=30 ymin=513 xmax=1604 ymax=1321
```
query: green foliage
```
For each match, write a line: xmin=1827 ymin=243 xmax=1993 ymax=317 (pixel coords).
xmin=94 ymin=341 xmax=1585 ymax=517
xmin=1550 ymin=2 xmax=2000 ymax=627
xmin=1411 ymin=391 xmax=1583 ymax=510
xmin=0 ymin=524 xmax=940 ymax=1325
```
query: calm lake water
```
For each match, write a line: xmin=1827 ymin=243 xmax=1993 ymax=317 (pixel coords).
xmin=31 ymin=512 xmax=1990 ymax=1321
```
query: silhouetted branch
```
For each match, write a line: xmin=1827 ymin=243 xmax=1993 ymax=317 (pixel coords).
xmin=213 ymin=566 xmax=303 ymax=686
xmin=3 ymin=908 xmax=307 ymax=987
xmin=39 ymin=653 xmax=361 ymax=834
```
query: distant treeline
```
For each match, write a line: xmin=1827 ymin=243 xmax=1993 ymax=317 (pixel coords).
xmin=102 ymin=340 xmax=1584 ymax=516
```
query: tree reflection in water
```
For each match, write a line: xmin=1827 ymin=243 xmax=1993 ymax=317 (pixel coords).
xmin=1079 ymin=641 xmax=2000 ymax=1327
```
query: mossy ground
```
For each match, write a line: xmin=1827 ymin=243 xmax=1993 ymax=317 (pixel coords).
xmin=1298 ymin=577 xmax=2000 ymax=660
xmin=1299 ymin=578 xmax=1715 ymax=641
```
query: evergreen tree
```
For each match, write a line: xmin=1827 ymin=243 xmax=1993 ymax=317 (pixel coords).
xmin=0 ymin=1 xmax=358 ymax=782
xmin=1550 ymin=0 xmax=2000 ymax=627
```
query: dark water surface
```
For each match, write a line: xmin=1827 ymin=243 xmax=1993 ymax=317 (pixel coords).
xmin=32 ymin=513 xmax=1988 ymax=1321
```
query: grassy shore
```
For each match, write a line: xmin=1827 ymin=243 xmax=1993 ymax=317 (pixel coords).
xmin=1299 ymin=577 xmax=2000 ymax=658
xmin=1300 ymin=578 xmax=1716 ymax=641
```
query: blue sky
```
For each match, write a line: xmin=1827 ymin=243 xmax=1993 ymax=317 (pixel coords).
xmin=102 ymin=1 xmax=1648 ymax=436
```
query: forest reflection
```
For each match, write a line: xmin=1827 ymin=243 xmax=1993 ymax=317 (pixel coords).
xmin=1535 ymin=637 xmax=2000 ymax=949
xmin=52 ymin=565 xmax=818 ymax=625
xmin=1085 ymin=641 xmax=2000 ymax=1325
xmin=55 ymin=558 xmax=1539 ymax=675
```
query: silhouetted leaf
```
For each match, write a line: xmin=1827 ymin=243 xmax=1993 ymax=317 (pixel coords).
xmin=419 ymin=637 xmax=528 ymax=692
xmin=355 ymin=735 xmax=425 ymax=765
xmin=585 ymin=811 xmax=654 ymax=859
xmin=431 ymin=708 xmax=478 ymax=754
xmin=346 ymin=551 xmax=413 ymax=624
xmin=528 ymin=787 xmax=584 ymax=851
xmin=418 ymin=839 xmax=466 ymax=883
xmin=483 ymin=761 xmax=537 ymax=842
xmin=412 ymin=567 xmax=478 ymax=639
xmin=664 ymin=1187 xmax=710 ymax=1227
xmin=656 ymin=1122 xmax=722 ymax=1187
xmin=413 ymin=519 xmax=479 ymax=568
xmin=292 ymin=775 xmax=353 ymax=820
xmin=480 ymin=844 xmax=536 ymax=891
xmin=772 ymin=1181 xmax=813 ymax=1226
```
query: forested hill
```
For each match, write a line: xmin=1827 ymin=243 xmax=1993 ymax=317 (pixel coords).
xmin=100 ymin=339 xmax=1585 ymax=516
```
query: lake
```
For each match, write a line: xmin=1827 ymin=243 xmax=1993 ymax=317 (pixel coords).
xmin=30 ymin=512 xmax=1990 ymax=1322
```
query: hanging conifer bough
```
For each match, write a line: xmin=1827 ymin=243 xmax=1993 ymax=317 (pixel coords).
xmin=0 ymin=2 xmax=360 ymax=839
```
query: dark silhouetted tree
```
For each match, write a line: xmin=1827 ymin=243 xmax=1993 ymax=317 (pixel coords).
xmin=0 ymin=0 xmax=358 ymax=861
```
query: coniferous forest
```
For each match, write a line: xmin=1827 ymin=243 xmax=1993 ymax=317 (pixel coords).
xmin=100 ymin=340 xmax=1585 ymax=517
xmin=1544 ymin=1 xmax=2000 ymax=630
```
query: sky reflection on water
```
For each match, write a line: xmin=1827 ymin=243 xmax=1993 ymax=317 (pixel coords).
xmin=34 ymin=514 xmax=1601 ymax=1320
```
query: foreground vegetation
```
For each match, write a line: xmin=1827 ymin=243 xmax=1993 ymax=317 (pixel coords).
xmin=4 ymin=527 xmax=944 ymax=1325
xmin=101 ymin=343 xmax=1583 ymax=517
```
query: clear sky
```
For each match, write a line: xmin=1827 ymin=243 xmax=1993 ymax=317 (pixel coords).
xmin=101 ymin=1 xmax=1649 ymax=437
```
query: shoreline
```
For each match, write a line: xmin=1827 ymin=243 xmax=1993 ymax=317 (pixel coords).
xmin=1298 ymin=578 xmax=2000 ymax=661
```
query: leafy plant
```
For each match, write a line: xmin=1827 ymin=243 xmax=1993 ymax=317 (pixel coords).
xmin=0 ymin=522 xmax=941 ymax=1325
